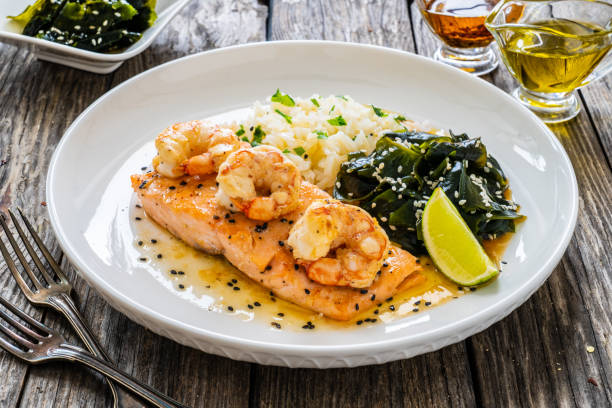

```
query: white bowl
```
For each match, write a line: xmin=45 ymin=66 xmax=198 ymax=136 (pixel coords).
xmin=46 ymin=41 xmax=578 ymax=368
xmin=0 ymin=0 xmax=190 ymax=74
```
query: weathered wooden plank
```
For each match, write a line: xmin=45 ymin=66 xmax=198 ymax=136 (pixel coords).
xmin=258 ymin=1 xmax=477 ymax=406
xmin=580 ymin=77 xmax=612 ymax=167
xmin=1 ymin=1 xmax=267 ymax=407
xmin=410 ymin=2 xmax=612 ymax=407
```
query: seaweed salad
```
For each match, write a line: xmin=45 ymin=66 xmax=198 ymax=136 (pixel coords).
xmin=9 ymin=0 xmax=157 ymax=52
xmin=333 ymin=131 xmax=524 ymax=254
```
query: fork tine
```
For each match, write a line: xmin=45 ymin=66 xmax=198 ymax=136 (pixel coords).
xmin=0 ymin=230 xmax=35 ymax=297
xmin=0 ymin=296 xmax=51 ymax=336
xmin=0 ymin=327 xmax=30 ymax=359
xmin=0 ymin=215 xmax=44 ymax=290
xmin=15 ymin=208 xmax=67 ymax=282
xmin=7 ymin=210 xmax=56 ymax=285
xmin=0 ymin=313 xmax=36 ymax=348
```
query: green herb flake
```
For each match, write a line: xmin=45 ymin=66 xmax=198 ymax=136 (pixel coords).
xmin=241 ymin=136 xmax=249 ymax=143
xmin=329 ymin=105 xmax=335 ymax=114
xmin=315 ymin=130 xmax=328 ymax=139
xmin=271 ymin=89 xmax=296 ymax=107
xmin=328 ymin=115 xmax=347 ymax=126
xmin=394 ymin=115 xmax=406 ymax=124
xmin=275 ymin=109 xmax=293 ymax=124
xmin=310 ymin=98 xmax=320 ymax=108
xmin=293 ymin=147 xmax=306 ymax=156
xmin=251 ymin=125 xmax=265 ymax=146
xmin=282 ymin=148 xmax=291 ymax=154
xmin=236 ymin=124 xmax=245 ymax=136
xmin=371 ymin=105 xmax=387 ymax=117
xmin=337 ymin=95 xmax=348 ymax=101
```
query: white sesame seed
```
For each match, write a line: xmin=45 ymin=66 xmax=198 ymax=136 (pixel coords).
xmin=371 ymin=203 xmax=377 ymax=208
xmin=454 ymin=191 xmax=459 ymax=198
xmin=89 ymin=25 xmax=95 ymax=30
xmin=74 ymin=25 xmax=81 ymax=30
xmin=91 ymin=38 xmax=96 ymax=46
xmin=484 ymin=167 xmax=490 ymax=173
xmin=389 ymin=225 xmax=397 ymax=231
xmin=380 ymin=217 xmax=388 ymax=222
xmin=397 ymin=165 xmax=403 ymax=172
xmin=92 ymin=10 xmax=99 ymax=15
xmin=348 ymin=192 xmax=353 ymax=197
xmin=485 ymin=213 xmax=492 ymax=218
xmin=336 ymin=182 xmax=341 ymax=188
xmin=103 ymin=20 xmax=108 ymax=26
xmin=458 ymin=199 xmax=467 ymax=206
xmin=115 ymin=12 xmax=121 ymax=17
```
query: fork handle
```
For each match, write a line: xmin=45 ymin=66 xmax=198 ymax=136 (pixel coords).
xmin=49 ymin=293 xmax=144 ymax=408
xmin=52 ymin=344 xmax=189 ymax=408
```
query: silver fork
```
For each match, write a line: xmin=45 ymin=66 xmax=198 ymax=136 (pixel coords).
xmin=0 ymin=294 xmax=188 ymax=408
xmin=0 ymin=209 xmax=186 ymax=408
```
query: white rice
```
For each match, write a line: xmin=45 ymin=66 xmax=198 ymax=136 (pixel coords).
xmin=225 ymin=94 xmax=432 ymax=190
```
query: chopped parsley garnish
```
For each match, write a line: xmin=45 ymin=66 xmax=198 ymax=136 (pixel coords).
xmin=236 ymin=124 xmax=245 ymax=136
xmin=329 ymin=105 xmax=335 ymax=113
xmin=337 ymin=95 xmax=348 ymax=101
xmin=371 ymin=105 xmax=387 ymax=117
xmin=315 ymin=130 xmax=328 ymax=139
xmin=275 ymin=109 xmax=292 ymax=124
xmin=271 ymin=89 xmax=295 ymax=107
xmin=282 ymin=148 xmax=291 ymax=154
xmin=241 ymin=136 xmax=249 ymax=143
xmin=310 ymin=98 xmax=320 ymax=108
xmin=328 ymin=115 xmax=347 ymax=126
xmin=251 ymin=125 xmax=265 ymax=146
xmin=394 ymin=115 xmax=406 ymax=124
xmin=293 ymin=147 xmax=306 ymax=156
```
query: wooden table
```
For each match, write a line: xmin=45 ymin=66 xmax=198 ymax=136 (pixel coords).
xmin=0 ymin=1 xmax=610 ymax=406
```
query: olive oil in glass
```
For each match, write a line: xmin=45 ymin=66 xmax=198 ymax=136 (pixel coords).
xmin=500 ymin=20 xmax=612 ymax=93
xmin=417 ymin=0 xmax=501 ymax=75
xmin=486 ymin=0 xmax=612 ymax=123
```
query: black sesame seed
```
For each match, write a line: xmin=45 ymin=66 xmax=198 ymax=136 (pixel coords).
xmin=141 ymin=166 xmax=147 ymax=171
xmin=302 ymin=325 xmax=310 ymax=329
xmin=197 ymin=183 xmax=203 ymax=188
xmin=458 ymin=286 xmax=463 ymax=291
xmin=501 ymin=261 xmax=508 ymax=265
xmin=304 ymin=289 xmax=311 ymax=295
xmin=294 ymin=264 xmax=300 ymax=270
xmin=135 ymin=204 xmax=142 ymax=208
xmin=288 ymin=220 xmax=293 ymax=225
xmin=137 ymin=240 xmax=143 ymax=246
xmin=280 ymin=218 xmax=287 ymax=223
xmin=178 ymin=271 xmax=185 ymax=275
xmin=386 ymin=297 xmax=393 ymax=302
xmin=227 ymin=306 xmax=234 ymax=311
xmin=180 ymin=180 xmax=187 ymax=186
xmin=370 ymin=318 xmax=377 ymax=322
xmin=277 ymin=312 xmax=284 ymax=317
xmin=135 ymin=217 xmax=142 ymax=221
xmin=265 ymin=265 xmax=272 ymax=271
xmin=270 ymin=291 xmax=274 ymax=296
xmin=414 ymin=300 xmax=421 ymax=306
xmin=254 ymin=302 xmax=261 ymax=307
xmin=139 ymin=257 xmax=147 ymax=261
xmin=278 ymin=241 xmax=284 ymax=246
xmin=271 ymin=322 xmax=281 ymax=329
xmin=233 ymin=286 xmax=240 ymax=291
xmin=382 ymin=263 xmax=389 ymax=268
xmin=270 ymin=297 xmax=276 ymax=302
xmin=232 ymin=279 xmax=237 ymax=283
xmin=470 ymin=287 xmax=477 ymax=292
xmin=360 ymin=289 xmax=368 ymax=294
xmin=412 ymin=308 xmax=419 ymax=312
xmin=157 ymin=254 xmax=162 ymax=259
xmin=248 ymin=304 xmax=254 ymax=309
xmin=374 ymin=309 xmax=379 ymax=314
xmin=389 ymin=305 xmax=395 ymax=311
xmin=168 ymin=186 xmax=176 ymax=190
xmin=228 ymin=235 xmax=232 ymax=239
xmin=213 ymin=215 xmax=220 ymax=220
xmin=224 ymin=214 xmax=230 ymax=219
xmin=228 ymin=219 xmax=235 ymax=223
xmin=170 ymin=269 xmax=177 ymax=275
xmin=151 ymin=239 xmax=157 ymax=243
xmin=371 ymin=294 xmax=376 ymax=301
xmin=227 ymin=282 xmax=233 ymax=287
xmin=178 ymin=284 xmax=185 ymax=289
xmin=355 ymin=303 xmax=359 ymax=311
xmin=138 ymin=181 xmax=148 ymax=189
xmin=415 ymin=259 xmax=420 ymax=264
xmin=425 ymin=301 xmax=432 ymax=306
xmin=356 ymin=320 xmax=363 ymax=325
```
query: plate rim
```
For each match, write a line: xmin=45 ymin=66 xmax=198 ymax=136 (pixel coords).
xmin=46 ymin=40 xmax=579 ymax=357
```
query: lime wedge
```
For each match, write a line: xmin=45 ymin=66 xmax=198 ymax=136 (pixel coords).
xmin=422 ymin=187 xmax=498 ymax=286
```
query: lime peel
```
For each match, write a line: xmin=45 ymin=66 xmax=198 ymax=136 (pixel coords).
xmin=422 ymin=187 xmax=498 ymax=286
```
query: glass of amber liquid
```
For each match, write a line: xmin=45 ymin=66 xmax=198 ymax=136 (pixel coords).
xmin=486 ymin=0 xmax=612 ymax=123
xmin=417 ymin=0 xmax=501 ymax=75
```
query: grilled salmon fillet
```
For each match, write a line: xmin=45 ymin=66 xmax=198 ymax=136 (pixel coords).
xmin=131 ymin=171 xmax=422 ymax=320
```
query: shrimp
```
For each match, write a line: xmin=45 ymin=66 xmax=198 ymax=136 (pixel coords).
xmin=287 ymin=199 xmax=390 ymax=288
xmin=215 ymin=145 xmax=302 ymax=221
xmin=152 ymin=120 xmax=245 ymax=178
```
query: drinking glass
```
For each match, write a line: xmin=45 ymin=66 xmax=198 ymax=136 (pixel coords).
xmin=486 ymin=0 xmax=612 ymax=123
xmin=416 ymin=0 xmax=502 ymax=75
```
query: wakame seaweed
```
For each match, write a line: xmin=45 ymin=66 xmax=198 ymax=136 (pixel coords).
xmin=333 ymin=131 xmax=524 ymax=254
xmin=9 ymin=0 xmax=156 ymax=53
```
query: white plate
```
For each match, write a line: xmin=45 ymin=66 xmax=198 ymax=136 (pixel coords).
xmin=46 ymin=41 xmax=578 ymax=368
xmin=0 ymin=0 xmax=190 ymax=74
